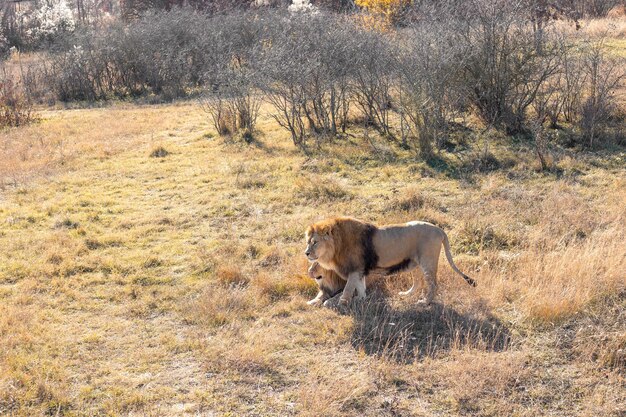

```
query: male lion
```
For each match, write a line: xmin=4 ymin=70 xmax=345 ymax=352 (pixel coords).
xmin=304 ymin=217 xmax=475 ymax=306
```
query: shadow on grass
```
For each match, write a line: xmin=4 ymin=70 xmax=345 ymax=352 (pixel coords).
xmin=346 ymin=291 xmax=511 ymax=363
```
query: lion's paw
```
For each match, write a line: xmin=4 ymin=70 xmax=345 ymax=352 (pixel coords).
xmin=335 ymin=298 xmax=352 ymax=314
xmin=307 ymin=298 xmax=323 ymax=307
xmin=416 ymin=298 xmax=432 ymax=306
xmin=323 ymin=298 xmax=338 ymax=308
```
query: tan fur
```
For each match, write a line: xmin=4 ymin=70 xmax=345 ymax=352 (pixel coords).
xmin=305 ymin=217 xmax=475 ymax=306
xmin=307 ymin=261 xmax=381 ymax=307
xmin=305 ymin=217 xmax=373 ymax=278
xmin=306 ymin=261 xmax=346 ymax=306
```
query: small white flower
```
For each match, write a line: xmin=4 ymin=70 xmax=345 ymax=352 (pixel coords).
xmin=289 ymin=0 xmax=317 ymax=13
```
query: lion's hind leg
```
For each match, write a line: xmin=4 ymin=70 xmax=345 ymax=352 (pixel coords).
xmin=417 ymin=255 xmax=439 ymax=306
xmin=398 ymin=273 xmax=417 ymax=296
xmin=397 ymin=259 xmax=420 ymax=297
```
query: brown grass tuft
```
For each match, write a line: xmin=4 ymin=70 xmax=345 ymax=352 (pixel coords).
xmin=215 ymin=265 xmax=250 ymax=286
xmin=182 ymin=285 xmax=260 ymax=328
xmin=297 ymin=370 xmax=376 ymax=417
xmin=253 ymin=270 xmax=317 ymax=301
xmin=294 ymin=175 xmax=352 ymax=202
xmin=149 ymin=146 xmax=169 ymax=158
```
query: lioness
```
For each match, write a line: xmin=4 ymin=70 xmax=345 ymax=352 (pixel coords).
xmin=306 ymin=261 xmax=346 ymax=307
xmin=307 ymin=261 xmax=407 ymax=307
xmin=305 ymin=217 xmax=475 ymax=306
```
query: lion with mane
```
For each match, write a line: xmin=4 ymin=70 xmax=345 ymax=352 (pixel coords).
xmin=305 ymin=217 xmax=475 ymax=307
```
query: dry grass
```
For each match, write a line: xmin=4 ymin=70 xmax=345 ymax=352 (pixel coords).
xmin=0 ymin=103 xmax=207 ymax=189
xmin=0 ymin=98 xmax=624 ymax=416
xmin=556 ymin=16 xmax=626 ymax=39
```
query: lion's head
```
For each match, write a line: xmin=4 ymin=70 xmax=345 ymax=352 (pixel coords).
xmin=304 ymin=222 xmax=336 ymax=264
xmin=305 ymin=217 xmax=377 ymax=279
xmin=307 ymin=261 xmax=324 ymax=281
xmin=307 ymin=261 xmax=345 ymax=299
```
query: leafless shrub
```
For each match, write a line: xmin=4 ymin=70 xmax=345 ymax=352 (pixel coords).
xmin=259 ymin=13 xmax=357 ymax=148
xmin=301 ymin=21 xmax=353 ymax=138
xmin=149 ymin=146 xmax=169 ymax=158
xmin=12 ymin=4 xmax=626 ymax=152
xmin=201 ymin=96 xmax=236 ymax=136
xmin=350 ymin=28 xmax=395 ymax=137
xmin=397 ymin=22 xmax=466 ymax=156
xmin=0 ymin=68 xmax=35 ymax=127
xmin=456 ymin=0 xmax=563 ymax=134
xmin=534 ymin=32 xmax=625 ymax=147
xmin=203 ymin=94 xmax=260 ymax=140
xmin=45 ymin=9 xmax=219 ymax=101
xmin=576 ymin=0 xmax=625 ymax=17
xmin=533 ymin=41 xmax=587 ymax=129
xmin=530 ymin=121 xmax=555 ymax=171
xmin=559 ymin=51 xmax=590 ymax=125
xmin=578 ymin=36 xmax=625 ymax=147
xmin=200 ymin=79 xmax=261 ymax=140
xmin=199 ymin=12 xmax=267 ymax=139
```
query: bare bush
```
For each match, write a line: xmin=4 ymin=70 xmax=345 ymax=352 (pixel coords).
xmin=531 ymin=121 xmax=554 ymax=171
xmin=201 ymin=96 xmax=237 ymax=136
xmin=456 ymin=0 xmax=563 ymax=134
xmin=259 ymin=13 xmax=358 ymax=148
xmin=397 ymin=22 xmax=466 ymax=156
xmin=533 ymin=33 xmax=626 ymax=146
xmin=45 ymin=9 xmax=217 ymax=101
xmin=10 ymin=4 xmax=625 ymax=152
xmin=201 ymin=15 xmax=263 ymax=141
xmin=533 ymin=42 xmax=588 ymax=129
xmin=0 ymin=68 xmax=35 ymax=127
xmin=199 ymin=13 xmax=266 ymax=139
xmin=350 ymin=28 xmax=395 ymax=137
xmin=200 ymin=81 xmax=261 ymax=140
xmin=574 ymin=0 xmax=625 ymax=17
xmin=578 ymin=36 xmax=625 ymax=147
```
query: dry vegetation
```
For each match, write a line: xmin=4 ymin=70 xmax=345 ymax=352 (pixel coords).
xmin=1 ymin=11 xmax=626 ymax=414
xmin=0 ymin=96 xmax=624 ymax=416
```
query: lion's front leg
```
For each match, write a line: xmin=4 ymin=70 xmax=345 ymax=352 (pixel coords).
xmin=323 ymin=291 xmax=343 ymax=308
xmin=356 ymin=274 xmax=367 ymax=299
xmin=339 ymin=272 xmax=364 ymax=306
xmin=307 ymin=290 xmax=326 ymax=307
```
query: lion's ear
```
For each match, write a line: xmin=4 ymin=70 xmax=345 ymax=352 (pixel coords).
xmin=325 ymin=225 xmax=338 ymax=240
xmin=318 ymin=225 xmax=333 ymax=238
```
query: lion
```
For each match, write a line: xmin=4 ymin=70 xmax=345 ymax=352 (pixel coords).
xmin=306 ymin=261 xmax=408 ymax=307
xmin=304 ymin=217 xmax=475 ymax=306
xmin=306 ymin=261 xmax=346 ymax=307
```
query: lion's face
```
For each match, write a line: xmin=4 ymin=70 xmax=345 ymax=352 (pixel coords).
xmin=307 ymin=261 xmax=346 ymax=299
xmin=307 ymin=261 xmax=324 ymax=283
xmin=304 ymin=231 xmax=334 ymax=263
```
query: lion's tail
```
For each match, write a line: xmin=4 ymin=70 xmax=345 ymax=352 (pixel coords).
xmin=442 ymin=232 xmax=476 ymax=287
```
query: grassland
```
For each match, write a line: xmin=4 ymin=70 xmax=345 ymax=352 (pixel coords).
xmin=0 ymin=99 xmax=624 ymax=416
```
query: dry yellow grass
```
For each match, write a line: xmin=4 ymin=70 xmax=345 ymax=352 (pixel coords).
xmin=0 ymin=100 xmax=625 ymax=416
xmin=556 ymin=16 xmax=626 ymax=39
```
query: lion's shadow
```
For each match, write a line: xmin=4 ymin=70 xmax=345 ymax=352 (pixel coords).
xmin=339 ymin=291 xmax=511 ymax=363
